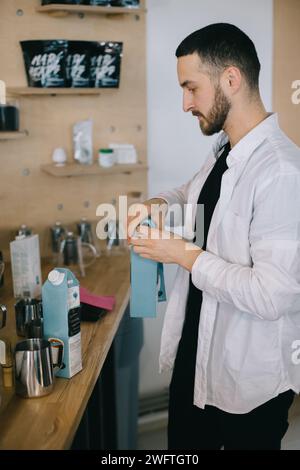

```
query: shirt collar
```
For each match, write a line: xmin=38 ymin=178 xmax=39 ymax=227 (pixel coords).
xmin=225 ymin=113 xmax=279 ymax=168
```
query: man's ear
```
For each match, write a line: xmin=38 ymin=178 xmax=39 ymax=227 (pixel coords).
xmin=221 ymin=66 xmax=242 ymax=95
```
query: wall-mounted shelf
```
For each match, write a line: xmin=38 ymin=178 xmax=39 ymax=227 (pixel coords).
xmin=0 ymin=130 xmax=28 ymax=140
xmin=36 ymin=4 xmax=145 ymax=17
xmin=41 ymin=162 xmax=148 ymax=177
xmin=8 ymin=87 xmax=102 ymax=97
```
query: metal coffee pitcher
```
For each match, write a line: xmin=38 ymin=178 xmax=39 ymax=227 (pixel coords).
xmin=77 ymin=218 xmax=100 ymax=257
xmin=50 ymin=221 xmax=66 ymax=254
xmin=0 ymin=304 xmax=7 ymax=367
xmin=77 ymin=218 xmax=93 ymax=244
xmin=0 ymin=252 xmax=4 ymax=287
xmin=15 ymin=224 xmax=32 ymax=238
xmin=14 ymin=338 xmax=64 ymax=398
xmin=59 ymin=231 xmax=98 ymax=277
xmin=14 ymin=298 xmax=43 ymax=337
xmin=105 ymin=219 xmax=127 ymax=255
xmin=0 ymin=305 xmax=12 ymax=389
xmin=0 ymin=304 xmax=6 ymax=329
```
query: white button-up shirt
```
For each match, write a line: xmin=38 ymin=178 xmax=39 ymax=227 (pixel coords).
xmin=157 ymin=114 xmax=300 ymax=413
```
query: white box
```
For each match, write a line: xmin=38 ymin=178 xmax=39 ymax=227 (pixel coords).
xmin=10 ymin=234 xmax=42 ymax=299
xmin=108 ymin=143 xmax=137 ymax=164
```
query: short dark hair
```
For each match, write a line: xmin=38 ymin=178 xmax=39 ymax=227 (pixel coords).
xmin=176 ymin=23 xmax=261 ymax=90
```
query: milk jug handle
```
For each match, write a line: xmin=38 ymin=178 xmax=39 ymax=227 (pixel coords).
xmin=157 ymin=263 xmax=166 ymax=302
xmin=81 ymin=242 xmax=98 ymax=267
xmin=0 ymin=304 xmax=7 ymax=329
xmin=48 ymin=337 xmax=64 ymax=372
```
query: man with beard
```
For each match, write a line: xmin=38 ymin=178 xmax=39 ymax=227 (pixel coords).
xmin=128 ymin=23 xmax=300 ymax=449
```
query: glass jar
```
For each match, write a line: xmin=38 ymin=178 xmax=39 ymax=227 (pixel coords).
xmin=98 ymin=148 xmax=115 ymax=168
xmin=0 ymin=100 xmax=19 ymax=131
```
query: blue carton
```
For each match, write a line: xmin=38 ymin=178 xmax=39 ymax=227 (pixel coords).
xmin=42 ymin=268 xmax=82 ymax=378
xmin=130 ymin=218 xmax=166 ymax=318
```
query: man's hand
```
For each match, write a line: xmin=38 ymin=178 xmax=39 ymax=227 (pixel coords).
xmin=127 ymin=197 xmax=168 ymax=242
xmin=131 ymin=226 xmax=203 ymax=272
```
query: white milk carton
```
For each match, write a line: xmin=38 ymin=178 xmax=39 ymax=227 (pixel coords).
xmin=42 ymin=268 xmax=82 ymax=379
xmin=10 ymin=234 xmax=42 ymax=299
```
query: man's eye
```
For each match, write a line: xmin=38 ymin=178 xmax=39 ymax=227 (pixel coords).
xmin=188 ymin=88 xmax=196 ymax=93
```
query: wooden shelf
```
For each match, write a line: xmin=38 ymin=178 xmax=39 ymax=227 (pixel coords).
xmin=0 ymin=130 xmax=28 ymax=140
xmin=41 ymin=162 xmax=148 ymax=177
xmin=8 ymin=87 xmax=102 ymax=96
xmin=36 ymin=4 xmax=145 ymax=17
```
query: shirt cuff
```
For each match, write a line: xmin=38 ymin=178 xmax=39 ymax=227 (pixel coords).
xmin=191 ymin=250 xmax=216 ymax=291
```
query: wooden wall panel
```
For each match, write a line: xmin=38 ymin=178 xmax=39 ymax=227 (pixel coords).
xmin=0 ymin=0 xmax=147 ymax=259
xmin=273 ymin=0 xmax=300 ymax=145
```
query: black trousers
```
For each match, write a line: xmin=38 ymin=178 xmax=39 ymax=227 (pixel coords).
xmin=168 ymin=384 xmax=295 ymax=450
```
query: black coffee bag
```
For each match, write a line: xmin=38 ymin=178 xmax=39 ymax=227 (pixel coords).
xmin=90 ymin=41 xmax=123 ymax=88
xmin=41 ymin=1 xmax=87 ymax=5
xmin=89 ymin=1 xmax=110 ymax=5
xmin=109 ymin=0 xmax=139 ymax=7
xmin=20 ymin=40 xmax=68 ymax=87
xmin=66 ymin=41 xmax=91 ymax=88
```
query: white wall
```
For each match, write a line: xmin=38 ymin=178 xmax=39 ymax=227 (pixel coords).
xmin=139 ymin=0 xmax=273 ymax=396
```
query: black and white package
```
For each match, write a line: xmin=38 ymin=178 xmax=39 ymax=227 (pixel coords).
xmin=41 ymin=1 xmax=88 ymax=5
xmin=89 ymin=0 xmax=110 ymax=5
xmin=109 ymin=0 xmax=139 ymax=7
xmin=90 ymin=41 xmax=123 ymax=88
xmin=20 ymin=40 xmax=68 ymax=87
xmin=66 ymin=41 xmax=90 ymax=88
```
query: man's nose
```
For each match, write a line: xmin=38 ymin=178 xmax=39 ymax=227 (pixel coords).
xmin=183 ymin=91 xmax=194 ymax=113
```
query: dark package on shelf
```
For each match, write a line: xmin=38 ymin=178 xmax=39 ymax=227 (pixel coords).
xmin=66 ymin=41 xmax=90 ymax=88
xmin=89 ymin=0 xmax=110 ymax=5
xmin=20 ymin=40 xmax=68 ymax=87
xmin=109 ymin=0 xmax=140 ymax=7
xmin=90 ymin=41 xmax=123 ymax=88
xmin=41 ymin=0 xmax=139 ymax=5
xmin=0 ymin=104 xmax=19 ymax=131
xmin=41 ymin=1 xmax=89 ymax=5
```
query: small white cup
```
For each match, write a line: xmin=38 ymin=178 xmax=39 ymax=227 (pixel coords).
xmin=52 ymin=148 xmax=67 ymax=166
xmin=98 ymin=149 xmax=115 ymax=168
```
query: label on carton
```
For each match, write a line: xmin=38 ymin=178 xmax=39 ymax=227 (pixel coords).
xmin=68 ymin=308 xmax=80 ymax=337
xmin=0 ymin=340 xmax=5 ymax=365
xmin=68 ymin=286 xmax=80 ymax=310
xmin=68 ymin=333 xmax=82 ymax=377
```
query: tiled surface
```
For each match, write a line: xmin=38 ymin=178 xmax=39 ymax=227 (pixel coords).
xmin=138 ymin=397 xmax=300 ymax=450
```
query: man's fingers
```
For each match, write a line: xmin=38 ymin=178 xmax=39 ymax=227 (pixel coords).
xmin=128 ymin=216 xmax=144 ymax=238
xmin=149 ymin=203 xmax=168 ymax=230
xmin=127 ymin=204 xmax=150 ymax=237
xmin=131 ymin=237 xmax=147 ymax=246
xmin=127 ymin=201 xmax=168 ymax=239
xmin=135 ymin=226 xmax=175 ymax=240
xmin=133 ymin=245 xmax=150 ymax=255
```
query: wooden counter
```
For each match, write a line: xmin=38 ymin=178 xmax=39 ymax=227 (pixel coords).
xmin=0 ymin=254 xmax=130 ymax=450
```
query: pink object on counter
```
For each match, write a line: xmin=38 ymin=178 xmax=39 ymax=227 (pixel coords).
xmin=80 ymin=286 xmax=115 ymax=311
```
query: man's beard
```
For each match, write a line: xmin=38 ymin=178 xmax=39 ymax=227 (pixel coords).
xmin=194 ymin=85 xmax=231 ymax=136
